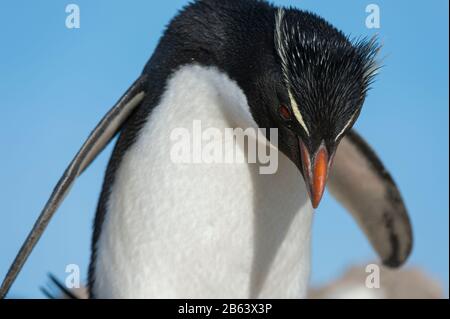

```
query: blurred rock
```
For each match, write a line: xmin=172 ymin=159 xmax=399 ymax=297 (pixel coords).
xmin=308 ymin=263 xmax=444 ymax=299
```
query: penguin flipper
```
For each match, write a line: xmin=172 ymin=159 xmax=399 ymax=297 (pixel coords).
xmin=327 ymin=129 xmax=413 ymax=268
xmin=0 ymin=75 xmax=147 ymax=298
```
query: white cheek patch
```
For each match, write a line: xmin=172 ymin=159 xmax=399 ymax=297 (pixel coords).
xmin=288 ymin=89 xmax=310 ymax=136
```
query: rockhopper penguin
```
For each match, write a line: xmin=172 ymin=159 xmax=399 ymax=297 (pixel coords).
xmin=0 ymin=0 xmax=412 ymax=298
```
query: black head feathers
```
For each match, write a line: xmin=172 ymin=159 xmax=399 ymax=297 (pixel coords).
xmin=275 ymin=8 xmax=380 ymax=146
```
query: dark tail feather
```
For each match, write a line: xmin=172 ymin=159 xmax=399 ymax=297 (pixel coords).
xmin=40 ymin=286 xmax=57 ymax=299
xmin=40 ymin=273 xmax=80 ymax=299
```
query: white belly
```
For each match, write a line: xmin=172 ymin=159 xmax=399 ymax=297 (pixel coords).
xmin=92 ymin=65 xmax=314 ymax=298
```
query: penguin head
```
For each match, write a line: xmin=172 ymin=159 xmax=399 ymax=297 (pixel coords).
xmin=248 ymin=9 xmax=380 ymax=208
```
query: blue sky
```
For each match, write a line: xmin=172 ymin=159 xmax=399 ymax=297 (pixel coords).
xmin=0 ymin=1 xmax=448 ymax=298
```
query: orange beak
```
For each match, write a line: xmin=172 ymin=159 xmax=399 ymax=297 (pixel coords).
xmin=299 ymin=140 xmax=329 ymax=208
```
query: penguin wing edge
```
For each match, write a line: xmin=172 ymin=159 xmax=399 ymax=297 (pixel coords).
xmin=0 ymin=74 xmax=147 ymax=298
xmin=327 ymin=129 xmax=413 ymax=268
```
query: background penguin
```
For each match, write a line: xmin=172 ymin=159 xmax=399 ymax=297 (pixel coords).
xmin=0 ymin=0 xmax=412 ymax=298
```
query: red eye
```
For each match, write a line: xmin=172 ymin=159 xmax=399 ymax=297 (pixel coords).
xmin=279 ymin=105 xmax=291 ymax=120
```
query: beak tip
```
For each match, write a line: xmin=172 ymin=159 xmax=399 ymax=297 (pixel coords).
xmin=311 ymin=193 xmax=323 ymax=209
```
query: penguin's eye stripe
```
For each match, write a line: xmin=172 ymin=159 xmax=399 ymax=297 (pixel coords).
xmin=335 ymin=111 xmax=358 ymax=141
xmin=288 ymin=89 xmax=310 ymax=136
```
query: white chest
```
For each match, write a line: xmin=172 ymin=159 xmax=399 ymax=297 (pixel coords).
xmin=92 ymin=65 xmax=314 ymax=298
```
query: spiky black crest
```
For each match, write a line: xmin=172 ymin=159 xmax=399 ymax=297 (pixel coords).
xmin=275 ymin=8 xmax=380 ymax=142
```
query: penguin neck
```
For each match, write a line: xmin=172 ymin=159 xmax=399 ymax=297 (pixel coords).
xmin=143 ymin=0 xmax=277 ymax=111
